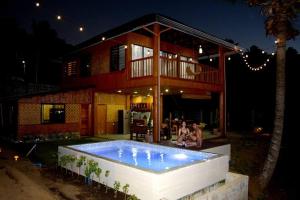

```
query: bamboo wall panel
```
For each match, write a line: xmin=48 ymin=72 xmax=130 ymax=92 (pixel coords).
xmin=66 ymin=104 xmax=80 ymax=123
xmin=19 ymin=103 xmax=41 ymax=125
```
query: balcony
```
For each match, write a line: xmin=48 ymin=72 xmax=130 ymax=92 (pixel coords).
xmin=130 ymin=57 xmax=220 ymax=84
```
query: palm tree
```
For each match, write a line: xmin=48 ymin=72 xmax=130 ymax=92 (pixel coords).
xmin=247 ymin=0 xmax=299 ymax=189
xmin=227 ymin=0 xmax=299 ymax=191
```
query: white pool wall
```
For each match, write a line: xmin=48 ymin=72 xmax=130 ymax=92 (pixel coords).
xmin=58 ymin=141 xmax=229 ymax=200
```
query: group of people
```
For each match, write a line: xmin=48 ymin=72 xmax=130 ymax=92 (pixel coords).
xmin=177 ymin=121 xmax=203 ymax=147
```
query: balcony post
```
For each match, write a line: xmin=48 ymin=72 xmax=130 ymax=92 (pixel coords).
xmin=126 ymin=43 xmax=131 ymax=79
xmin=218 ymin=46 xmax=226 ymax=136
xmin=153 ymin=24 xmax=160 ymax=143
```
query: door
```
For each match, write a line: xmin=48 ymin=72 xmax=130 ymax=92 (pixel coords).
xmin=80 ymin=104 xmax=90 ymax=136
xmin=96 ymin=104 xmax=107 ymax=135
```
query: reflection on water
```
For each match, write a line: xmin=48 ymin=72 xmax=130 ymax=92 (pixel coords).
xmin=78 ymin=143 xmax=215 ymax=172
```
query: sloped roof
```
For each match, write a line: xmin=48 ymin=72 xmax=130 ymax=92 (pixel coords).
xmin=75 ymin=13 xmax=244 ymax=52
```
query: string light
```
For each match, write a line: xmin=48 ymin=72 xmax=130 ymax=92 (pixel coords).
xmin=56 ymin=15 xmax=62 ymax=20
xmin=102 ymin=37 xmax=105 ymax=41
xmin=209 ymin=58 xmax=213 ymax=62
xmin=79 ymin=26 xmax=84 ymax=32
xmin=35 ymin=2 xmax=40 ymax=7
xmin=239 ymin=49 xmax=275 ymax=71
xmin=228 ymin=57 xmax=231 ymax=61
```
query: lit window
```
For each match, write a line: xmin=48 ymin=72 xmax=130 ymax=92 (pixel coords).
xmin=41 ymin=104 xmax=65 ymax=124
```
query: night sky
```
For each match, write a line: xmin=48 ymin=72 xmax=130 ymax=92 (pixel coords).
xmin=3 ymin=0 xmax=300 ymax=51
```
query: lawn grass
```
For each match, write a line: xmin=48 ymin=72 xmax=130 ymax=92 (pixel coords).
xmin=19 ymin=137 xmax=108 ymax=166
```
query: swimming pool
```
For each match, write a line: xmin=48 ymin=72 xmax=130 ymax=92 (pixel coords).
xmin=58 ymin=140 xmax=229 ymax=200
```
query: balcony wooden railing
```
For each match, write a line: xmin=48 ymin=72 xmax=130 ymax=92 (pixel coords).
xmin=131 ymin=56 xmax=153 ymax=78
xmin=130 ymin=57 xmax=220 ymax=84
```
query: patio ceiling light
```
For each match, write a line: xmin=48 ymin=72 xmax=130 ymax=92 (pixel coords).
xmin=117 ymin=90 xmax=122 ymax=93
xmin=149 ymin=88 xmax=152 ymax=91
xmin=165 ymin=89 xmax=169 ymax=93
xmin=133 ymin=91 xmax=138 ymax=94
xmin=180 ymin=90 xmax=183 ymax=93
xmin=198 ymin=45 xmax=203 ymax=54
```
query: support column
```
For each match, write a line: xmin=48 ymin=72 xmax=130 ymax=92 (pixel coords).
xmin=152 ymin=24 xmax=160 ymax=143
xmin=218 ymin=47 xmax=226 ymax=136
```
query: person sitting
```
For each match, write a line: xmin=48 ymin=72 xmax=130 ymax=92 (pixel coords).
xmin=188 ymin=122 xmax=203 ymax=147
xmin=177 ymin=121 xmax=190 ymax=144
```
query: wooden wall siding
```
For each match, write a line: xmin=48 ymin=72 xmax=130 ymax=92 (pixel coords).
xmin=132 ymin=96 xmax=153 ymax=104
xmin=106 ymin=104 xmax=125 ymax=122
xmin=94 ymin=93 xmax=129 ymax=134
xmin=18 ymin=123 xmax=79 ymax=137
xmin=65 ymin=104 xmax=80 ymax=123
xmin=18 ymin=89 xmax=93 ymax=104
xmin=95 ymin=93 xmax=127 ymax=105
xmin=19 ymin=103 xmax=41 ymax=125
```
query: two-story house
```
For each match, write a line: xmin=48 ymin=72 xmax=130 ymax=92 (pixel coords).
xmin=2 ymin=14 xmax=243 ymax=142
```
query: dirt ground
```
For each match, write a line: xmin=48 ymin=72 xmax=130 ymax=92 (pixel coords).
xmin=0 ymin=147 xmax=83 ymax=200
xmin=0 ymin=145 xmax=130 ymax=200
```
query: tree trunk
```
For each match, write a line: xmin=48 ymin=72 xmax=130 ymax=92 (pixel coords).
xmin=259 ymin=32 xmax=286 ymax=189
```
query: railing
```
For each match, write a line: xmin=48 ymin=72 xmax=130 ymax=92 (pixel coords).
xmin=131 ymin=56 xmax=153 ymax=78
xmin=160 ymin=57 xmax=177 ymax=78
xmin=130 ymin=57 xmax=220 ymax=84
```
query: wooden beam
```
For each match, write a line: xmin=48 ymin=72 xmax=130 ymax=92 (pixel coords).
xmin=152 ymin=24 xmax=161 ymax=143
xmin=218 ymin=47 xmax=225 ymax=136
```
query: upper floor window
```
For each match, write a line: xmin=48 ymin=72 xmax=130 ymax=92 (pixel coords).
xmin=132 ymin=44 xmax=153 ymax=60
xmin=110 ymin=45 xmax=126 ymax=72
xmin=80 ymin=54 xmax=91 ymax=77
xmin=41 ymin=104 xmax=65 ymax=124
xmin=65 ymin=61 xmax=78 ymax=77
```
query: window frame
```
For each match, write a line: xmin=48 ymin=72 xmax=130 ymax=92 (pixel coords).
xmin=41 ymin=103 xmax=66 ymax=124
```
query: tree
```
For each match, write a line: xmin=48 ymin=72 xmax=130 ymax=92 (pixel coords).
xmin=229 ymin=0 xmax=299 ymax=190
xmin=247 ymin=0 xmax=299 ymax=190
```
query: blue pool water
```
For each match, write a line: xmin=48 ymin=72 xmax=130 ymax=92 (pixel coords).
xmin=69 ymin=140 xmax=217 ymax=173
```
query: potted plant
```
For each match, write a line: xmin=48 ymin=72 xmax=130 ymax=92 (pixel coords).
xmin=76 ymin=156 xmax=86 ymax=177
xmin=127 ymin=194 xmax=139 ymax=200
xmin=86 ymin=159 xmax=98 ymax=185
xmin=59 ymin=154 xmax=69 ymax=174
xmin=113 ymin=181 xmax=121 ymax=198
xmin=104 ymin=170 xmax=110 ymax=193
xmin=68 ymin=155 xmax=76 ymax=176
xmin=122 ymin=184 xmax=130 ymax=200
xmin=95 ymin=166 xmax=102 ymax=188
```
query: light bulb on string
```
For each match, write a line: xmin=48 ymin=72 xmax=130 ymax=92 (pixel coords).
xmin=79 ymin=26 xmax=84 ymax=32
xmin=241 ymin=48 xmax=275 ymax=72
xmin=35 ymin=2 xmax=40 ymax=7
xmin=56 ymin=15 xmax=62 ymax=20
